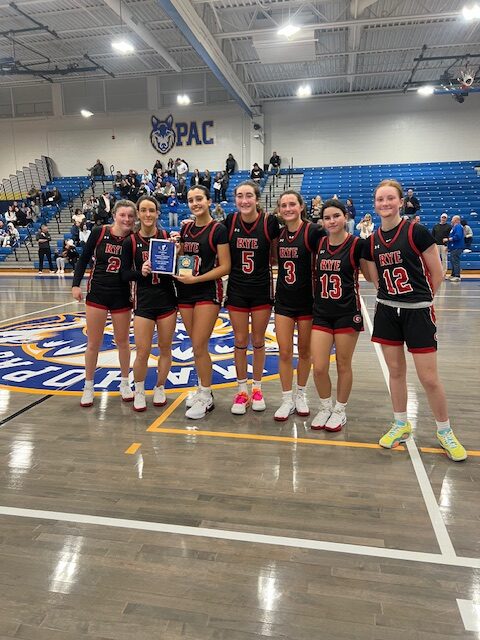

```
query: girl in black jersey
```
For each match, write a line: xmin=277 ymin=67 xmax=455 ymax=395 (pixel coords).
xmin=310 ymin=199 xmax=369 ymax=432
xmin=72 ymin=199 xmax=136 ymax=408
xmin=225 ymin=181 xmax=280 ymax=415
xmin=365 ymin=180 xmax=466 ymax=461
xmin=273 ymin=190 xmax=324 ymax=421
xmin=175 ymin=185 xmax=231 ymax=420
xmin=120 ymin=196 xmax=177 ymax=412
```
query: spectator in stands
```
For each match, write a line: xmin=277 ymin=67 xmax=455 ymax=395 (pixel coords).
xmin=23 ymin=204 xmax=34 ymax=226
xmin=190 ymin=169 xmax=202 ymax=187
xmin=5 ymin=205 xmax=18 ymax=226
xmin=310 ymin=195 xmax=323 ymax=223
xmin=212 ymin=203 xmax=226 ymax=223
xmin=0 ymin=221 xmax=8 ymax=247
xmin=6 ymin=222 xmax=19 ymax=247
xmin=36 ymin=223 xmax=54 ymax=274
xmin=141 ymin=169 xmax=152 ymax=184
xmin=269 ymin=151 xmax=281 ymax=175
xmin=83 ymin=195 xmax=98 ymax=219
xmin=346 ymin=212 xmax=355 ymax=234
xmin=345 ymin=197 xmax=356 ymax=221
xmin=70 ymin=222 xmax=80 ymax=245
xmin=213 ymin=172 xmax=222 ymax=203
xmin=462 ymin=219 xmax=473 ymax=252
xmin=250 ymin=162 xmax=264 ymax=183
xmin=226 ymin=154 xmax=236 ymax=175
xmin=175 ymin=158 xmax=189 ymax=180
xmin=167 ymin=193 xmax=178 ymax=227
xmin=87 ymin=159 xmax=105 ymax=178
xmin=78 ymin=220 xmax=91 ymax=248
xmin=72 ymin=208 xmax=85 ymax=227
xmin=137 ymin=181 xmax=151 ymax=198
xmin=167 ymin=157 xmax=175 ymax=177
xmin=126 ymin=175 xmax=138 ymax=200
xmin=96 ymin=192 xmax=114 ymax=224
xmin=414 ymin=214 xmax=421 ymax=224
xmin=356 ymin=213 xmax=374 ymax=239
xmin=65 ymin=239 xmax=79 ymax=270
xmin=431 ymin=213 xmax=451 ymax=278
xmin=221 ymin=171 xmax=229 ymax=202
xmin=152 ymin=159 xmax=163 ymax=176
xmin=56 ymin=241 xmax=67 ymax=275
xmin=16 ymin=204 xmax=28 ymax=227
xmin=27 ymin=185 xmax=41 ymax=206
xmin=447 ymin=215 xmax=464 ymax=281
xmin=113 ymin=171 xmax=123 ymax=189
xmin=201 ymin=169 xmax=212 ymax=192
xmin=404 ymin=188 xmax=420 ymax=218
xmin=46 ymin=187 xmax=62 ymax=205
xmin=164 ymin=180 xmax=176 ymax=199
xmin=176 ymin=177 xmax=188 ymax=203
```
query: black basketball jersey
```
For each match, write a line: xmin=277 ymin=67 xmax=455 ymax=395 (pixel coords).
xmin=276 ymin=221 xmax=316 ymax=306
xmin=313 ymin=234 xmax=362 ymax=317
xmin=369 ymin=219 xmax=434 ymax=304
xmin=73 ymin=225 xmax=128 ymax=292
xmin=226 ymin=211 xmax=279 ymax=291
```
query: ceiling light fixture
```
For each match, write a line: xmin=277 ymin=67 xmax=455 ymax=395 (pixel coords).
xmin=111 ymin=39 xmax=135 ymax=54
xmin=177 ymin=94 xmax=191 ymax=105
xmin=297 ymin=84 xmax=312 ymax=98
xmin=462 ymin=3 xmax=480 ymax=19
xmin=80 ymin=109 xmax=94 ymax=118
xmin=418 ymin=85 xmax=435 ymax=96
xmin=278 ymin=24 xmax=300 ymax=38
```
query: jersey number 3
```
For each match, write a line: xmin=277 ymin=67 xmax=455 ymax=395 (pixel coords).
xmin=383 ymin=267 xmax=413 ymax=295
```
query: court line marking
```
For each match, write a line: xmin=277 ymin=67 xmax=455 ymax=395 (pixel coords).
xmin=457 ymin=599 xmax=480 ymax=632
xmin=0 ymin=301 xmax=76 ymax=326
xmin=0 ymin=504 xmax=479 ymax=569
xmin=146 ymin=391 xmax=188 ymax=431
xmin=125 ymin=442 xmax=141 ymax=455
xmin=360 ymin=296 xmax=457 ymax=559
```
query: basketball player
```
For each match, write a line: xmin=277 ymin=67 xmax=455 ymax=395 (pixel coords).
xmin=120 ymin=196 xmax=177 ymax=412
xmin=175 ymin=185 xmax=231 ymax=419
xmin=225 ymin=180 xmax=280 ymax=415
xmin=72 ymin=199 xmax=136 ymax=407
xmin=273 ymin=190 xmax=325 ymax=421
xmin=310 ymin=199 xmax=369 ymax=432
xmin=366 ymin=179 xmax=467 ymax=462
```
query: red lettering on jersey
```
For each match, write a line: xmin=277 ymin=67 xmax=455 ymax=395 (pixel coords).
xmin=319 ymin=258 xmax=341 ymax=271
xmin=142 ymin=250 xmax=149 ymax=262
xmin=279 ymin=247 xmax=299 ymax=259
xmin=379 ymin=251 xmax=402 ymax=267
xmin=183 ymin=241 xmax=200 ymax=254
xmin=236 ymin=238 xmax=259 ymax=250
xmin=105 ymin=243 xmax=122 ymax=256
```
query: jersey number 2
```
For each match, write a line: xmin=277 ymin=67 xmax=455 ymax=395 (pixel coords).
xmin=106 ymin=256 xmax=121 ymax=273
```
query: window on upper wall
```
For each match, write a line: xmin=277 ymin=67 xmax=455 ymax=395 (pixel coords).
xmin=105 ymin=77 xmax=147 ymax=112
xmin=0 ymin=87 xmax=13 ymax=118
xmin=12 ymin=84 xmax=53 ymax=117
xmin=62 ymin=80 xmax=105 ymax=116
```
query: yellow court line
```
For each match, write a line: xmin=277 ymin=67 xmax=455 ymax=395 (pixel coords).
xmin=421 ymin=446 xmax=480 ymax=457
xmin=146 ymin=391 xmax=189 ymax=431
xmin=125 ymin=442 xmax=141 ymax=455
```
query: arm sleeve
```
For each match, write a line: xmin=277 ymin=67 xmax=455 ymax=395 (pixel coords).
xmin=267 ymin=214 xmax=280 ymax=240
xmin=72 ymin=226 xmax=101 ymax=287
xmin=413 ymin=223 xmax=435 ymax=253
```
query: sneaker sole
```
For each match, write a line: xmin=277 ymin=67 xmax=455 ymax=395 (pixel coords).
xmin=186 ymin=403 xmax=215 ymax=419
xmin=231 ymin=407 xmax=248 ymax=415
xmin=324 ymin=424 xmax=344 ymax=432
xmin=252 ymin=405 xmax=266 ymax=412
xmin=438 ymin=442 xmax=467 ymax=462
xmin=122 ymin=397 xmax=134 ymax=403
xmin=153 ymin=400 xmax=167 ymax=407
xmin=133 ymin=405 xmax=147 ymax=412
xmin=274 ymin=413 xmax=293 ymax=422
xmin=80 ymin=402 xmax=93 ymax=408
xmin=296 ymin=409 xmax=310 ymax=417
xmin=310 ymin=424 xmax=326 ymax=431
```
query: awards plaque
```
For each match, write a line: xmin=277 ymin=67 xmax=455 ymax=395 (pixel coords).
xmin=177 ymin=254 xmax=200 ymax=277
xmin=149 ymin=238 xmax=176 ymax=275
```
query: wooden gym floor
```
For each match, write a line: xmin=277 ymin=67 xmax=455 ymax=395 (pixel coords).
xmin=0 ymin=274 xmax=479 ymax=639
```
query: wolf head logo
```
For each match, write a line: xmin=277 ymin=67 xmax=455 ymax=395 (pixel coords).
xmin=150 ymin=114 xmax=176 ymax=154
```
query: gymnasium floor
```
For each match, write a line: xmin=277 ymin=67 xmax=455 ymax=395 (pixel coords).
xmin=0 ymin=274 xmax=479 ymax=640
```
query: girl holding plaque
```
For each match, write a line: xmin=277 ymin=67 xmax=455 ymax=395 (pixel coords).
xmin=72 ymin=200 xmax=136 ymax=408
xmin=225 ymin=181 xmax=280 ymax=415
xmin=120 ymin=196 xmax=177 ymax=412
xmin=175 ymin=185 xmax=231 ymax=420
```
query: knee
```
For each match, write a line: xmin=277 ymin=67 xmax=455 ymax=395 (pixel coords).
xmin=297 ymin=346 xmax=311 ymax=361
xmin=191 ymin=341 xmax=208 ymax=359
xmin=135 ymin=345 xmax=150 ymax=362
xmin=313 ymin=362 xmax=329 ymax=378
xmin=251 ymin=334 xmax=265 ymax=349
xmin=115 ymin=338 xmax=131 ymax=351
xmin=336 ymin=358 xmax=352 ymax=377
xmin=418 ymin=372 xmax=441 ymax=393
xmin=388 ymin=363 xmax=406 ymax=381
xmin=279 ymin=348 xmax=293 ymax=363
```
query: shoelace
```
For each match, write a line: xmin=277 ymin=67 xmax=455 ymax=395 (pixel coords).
xmin=234 ymin=392 xmax=249 ymax=404
xmin=252 ymin=389 xmax=263 ymax=401
xmin=440 ymin=431 xmax=457 ymax=448
xmin=389 ymin=422 xmax=408 ymax=437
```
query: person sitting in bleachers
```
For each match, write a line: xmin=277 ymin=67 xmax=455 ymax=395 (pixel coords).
xmin=201 ymin=169 xmax=212 ymax=192
xmin=462 ymin=219 xmax=473 ymax=252
xmin=213 ymin=172 xmax=222 ymax=203
xmin=137 ymin=181 xmax=151 ymax=197
xmin=0 ymin=221 xmax=9 ymax=247
xmin=152 ymin=159 xmax=163 ymax=176
xmin=5 ymin=204 xmax=18 ymax=226
xmin=113 ymin=171 xmax=123 ymax=190
xmin=78 ymin=220 xmax=91 ymax=248
xmin=190 ymin=169 xmax=202 ymax=187
xmin=96 ymin=192 xmax=114 ymax=224
xmin=167 ymin=193 xmax=178 ymax=227
xmin=176 ymin=177 xmax=187 ymax=203
xmin=175 ymin=158 xmax=189 ymax=180
xmin=310 ymin=195 xmax=323 ymax=222
xmin=142 ymin=168 xmax=152 ymax=184
xmin=65 ymin=239 xmax=79 ymax=270
xmin=55 ymin=241 xmax=67 ymax=275
xmin=250 ymin=163 xmax=264 ymax=183
xmin=6 ymin=223 xmax=20 ymax=248
xmin=356 ymin=213 xmax=374 ymax=238
xmin=45 ymin=187 xmax=62 ymax=205
xmin=82 ymin=196 xmax=98 ymax=220
xmin=72 ymin=208 xmax=85 ymax=227
xmin=16 ymin=204 xmax=28 ymax=227
xmin=87 ymin=159 xmax=105 ymax=178
xmin=166 ymin=157 xmax=175 ymax=177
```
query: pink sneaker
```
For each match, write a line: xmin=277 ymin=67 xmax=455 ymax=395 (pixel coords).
xmin=251 ymin=388 xmax=266 ymax=411
xmin=231 ymin=391 xmax=249 ymax=415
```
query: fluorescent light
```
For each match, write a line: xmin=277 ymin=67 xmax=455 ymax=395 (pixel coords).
xmin=177 ymin=94 xmax=191 ymax=105
xmin=278 ymin=24 xmax=300 ymax=38
xmin=418 ymin=85 xmax=435 ymax=96
xmin=111 ymin=39 xmax=135 ymax=54
xmin=80 ymin=109 xmax=94 ymax=118
xmin=462 ymin=4 xmax=480 ymax=19
xmin=297 ymin=84 xmax=312 ymax=98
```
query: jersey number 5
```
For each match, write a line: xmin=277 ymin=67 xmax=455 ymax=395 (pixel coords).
xmin=318 ymin=273 xmax=342 ymax=299
xmin=383 ymin=267 xmax=413 ymax=295
xmin=106 ymin=256 xmax=121 ymax=273
xmin=241 ymin=250 xmax=254 ymax=274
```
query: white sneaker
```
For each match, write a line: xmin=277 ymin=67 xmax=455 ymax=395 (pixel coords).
xmin=185 ymin=394 xmax=214 ymax=419
xmin=324 ymin=408 xmax=347 ymax=432
xmin=231 ymin=391 xmax=249 ymax=415
xmin=251 ymin=388 xmax=266 ymax=411
xmin=295 ymin=392 xmax=310 ymax=417
xmin=80 ymin=386 xmax=94 ymax=407
xmin=310 ymin=405 xmax=332 ymax=430
xmin=120 ymin=382 xmax=134 ymax=402
xmin=186 ymin=389 xmax=200 ymax=408
xmin=274 ymin=400 xmax=295 ymax=421
xmin=153 ymin=386 xmax=167 ymax=407
xmin=133 ymin=390 xmax=146 ymax=412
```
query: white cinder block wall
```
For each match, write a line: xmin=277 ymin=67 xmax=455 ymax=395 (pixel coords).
xmin=0 ymin=93 xmax=478 ymax=179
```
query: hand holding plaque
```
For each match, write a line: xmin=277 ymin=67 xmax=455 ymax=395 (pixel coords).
xmin=149 ymin=238 xmax=176 ymax=275
xmin=176 ymin=254 xmax=200 ymax=277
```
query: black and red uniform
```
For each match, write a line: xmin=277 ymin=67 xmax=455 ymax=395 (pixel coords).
xmin=275 ymin=221 xmax=324 ymax=319
xmin=73 ymin=225 xmax=131 ymax=313
xmin=366 ymin=219 xmax=437 ymax=352
xmin=176 ymin=219 xmax=228 ymax=306
xmin=312 ymin=234 xmax=365 ymax=334
xmin=225 ymin=211 xmax=280 ymax=311
xmin=120 ymin=229 xmax=177 ymax=321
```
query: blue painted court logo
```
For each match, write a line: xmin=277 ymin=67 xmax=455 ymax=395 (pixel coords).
xmin=0 ymin=312 xmax=283 ymax=396
xmin=150 ymin=114 xmax=176 ymax=155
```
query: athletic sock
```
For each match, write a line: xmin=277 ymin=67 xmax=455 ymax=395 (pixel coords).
xmin=84 ymin=380 xmax=94 ymax=389
xmin=135 ymin=381 xmax=145 ymax=392
xmin=320 ymin=396 xmax=332 ymax=408
xmin=333 ymin=400 xmax=347 ymax=413
xmin=199 ymin=385 xmax=212 ymax=399
xmin=237 ymin=379 xmax=248 ymax=394
xmin=120 ymin=377 xmax=130 ymax=386
xmin=296 ymin=385 xmax=305 ymax=395
xmin=436 ymin=419 xmax=451 ymax=435
xmin=394 ymin=411 xmax=408 ymax=424
xmin=252 ymin=380 xmax=262 ymax=390
xmin=282 ymin=390 xmax=293 ymax=402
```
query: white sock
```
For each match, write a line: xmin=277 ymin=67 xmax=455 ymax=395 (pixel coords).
xmin=320 ymin=396 xmax=331 ymax=408
xmin=237 ymin=379 xmax=248 ymax=393
xmin=84 ymin=380 xmax=94 ymax=389
xmin=394 ymin=411 xmax=408 ymax=424
xmin=333 ymin=401 xmax=347 ymax=413
xmin=252 ymin=380 xmax=262 ymax=390
xmin=199 ymin=385 xmax=211 ymax=398
xmin=436 ymin=419 xmax=451 ymax=433
xmin=154 ymin=384 xmax=164 ymax=391
xmin=297 ymin=385 xmax=305 ymax=395
xmin=135 ymin=381 xmax=145 ymax=393
xmin=282 ymin=390 xmax=293 ymax=402
xmin=120 ymin=377 xmax=130 ymax=386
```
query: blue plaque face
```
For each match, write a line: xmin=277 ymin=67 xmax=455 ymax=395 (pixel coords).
xmin=149 ymin=238 xmax=176 ymax=274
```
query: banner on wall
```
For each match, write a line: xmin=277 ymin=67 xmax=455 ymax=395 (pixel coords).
xmin=150 ymin=114 xmax=214 ymax=155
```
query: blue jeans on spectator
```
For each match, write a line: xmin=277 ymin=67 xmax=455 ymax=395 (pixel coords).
xmin=450 ymin=248 xmax=462 ymax=278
